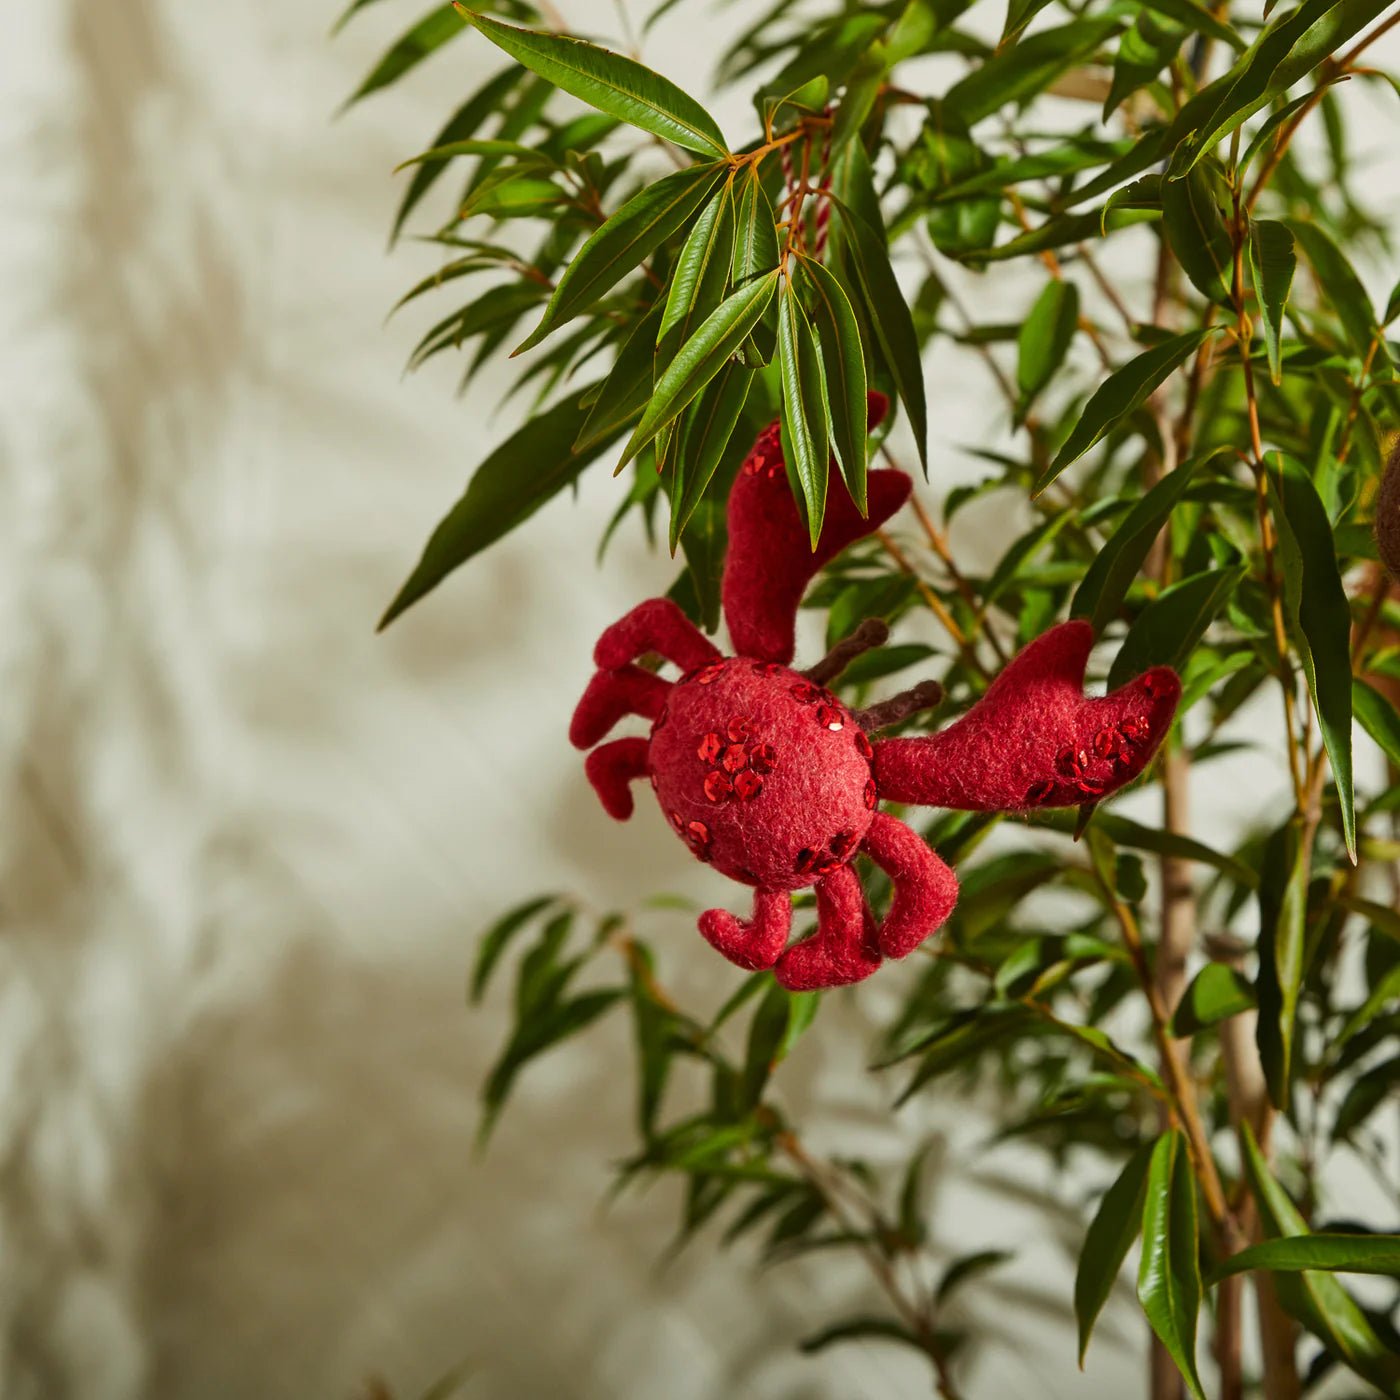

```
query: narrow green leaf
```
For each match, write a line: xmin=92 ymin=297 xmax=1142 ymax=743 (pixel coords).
xmin=1160 ymin=163 xmax=1233 ymax=305
xmin=1106 ymin=566 xmax=1245 ymax=691
xmin=619 ymin=271 xmax=779 ymax=469
xmin=1288 ymin=218 xmax=1386 ymax=367
xmin=1134 ymin=0 xmax=1242 ymax=50
xmin=831 ymin=197 xmax=928 ymax=473
xmin=345 ymin=4 xmax=465 ymax=108
xmin=1001 ymin=0 xmax=1056 ymax=44
xmin=1255 ymin=818 xmax=1307 ymax=1108
xmin=1072 ymin=451 xmax=1219 ymax=634
xmin=677 ymin=498 xmax=727 ymax=632
xmin=1076 ymin=1140 xmax=1154 ymax=1365
xmin=1137 ymin=1130 xmax=1206 ymax=1400
xmin=391 ymin=67 xmax=520 ymax=243
xmin=1268 ymin=455 xmax=1356 ymax=860
xmin=938 ymin=1249 xmax=1012 ymax=1304
xmin=1016 ymin=280 xmax=1080 ymax=418
xmin=945 ymin=18 xmax=1123 ymax=125
xmin=517 ymin=163 xmax=723 ymax=354
xmin=778 ymin=282 xmax=831 ymax=547
xmin=1037 ymin=330 xmax=1210 ymax=493
xmin=457 ymin=9 xmax=730 ymax=156
xmin=802 ymin=258 xmax=868 ymax=513
xmin=471 ymin=895 xmax=559 ymax=1002
xmin=1170 ymin=963 xmax=1256 ymax=1036
xmin=731 ymin=165 xmax=781 ymax=286
xmin=381 ymin=381 xmax=618 ymax=627
xmin=1240 ymin=1123 xmax=1400 ymax=1394
xmin=1208 ymin=1233 xmax=1400 ymax=1286
xmin=742 ymin=980 xmax=819 ymax=1110
xmin=659 ymin=180 xmax=736 ymax=354
xmin=1355 ymin=677 xmax=1400 ymax=766
xmin=670 ymin=359 xmax=753 ymax=545
xmin=1249 ymin=220 xmax=1295 ymax=386
xmin=799 ymin=1315 xmax=925 ymax=1355
xmin=575 ymin=301 xmax=665 ymax=452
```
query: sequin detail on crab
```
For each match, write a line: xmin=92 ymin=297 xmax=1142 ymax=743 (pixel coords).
xmin=863 ymin=777 xmax=879 ymax=810
xmin=693 ymin=660 xmax=727 ymax=686
xmin=815 ymin=705 xmax=844 ymax=732
xmin=721 ymin=744 xmax=748 ymax=773
xmin=854 ymin=730 xmax=874 ymax=760
xmin=685 ymin=820 xmax=712 ymax=859
xmin=748 ymin=743 xmax=777 ymax=773
xmin=695 ymin=717 xmax=772 ymax=806
xmin=789 ymin=680 xmax=822 ymax=704
xmin=697 ymin=732 xmax=723 ymax=763
xmin=733 ymin=771 xmax=764 ymax=801
xmin=703 ymin=772 xmax=733 ymax=803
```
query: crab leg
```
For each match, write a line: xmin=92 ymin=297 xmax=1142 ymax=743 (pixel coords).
xmin=774 ymin=864 xmax=883 ymax=991
xmin=594 ymin=598 xmax=721 ymax=674
xmin=570 ymin=665 xmax=671 ymax=749
xmin=872 ymin=620 xmax=1181 ymax=810
xmin=583 ymin=738 xmax=651 ymax=820
xmin=698 ymin=889 xmax=792 ymax=971
xmin=860 ymin=812 xmax=958 ymax=960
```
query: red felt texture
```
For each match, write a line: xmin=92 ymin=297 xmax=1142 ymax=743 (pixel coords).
xmin=862 ymin=811 xmax=959 ymax=960
xmin=572 ymin=417 xmax=1183 ymax=990
xmin=723 ymin=393 xmax=908 ymax=664
xmin=775 ymin=864 xmax=882 ymax=991
xmin=584 ymin=738 xmax=649 ymax=820
xmin=570 ymin=665 xmax=669 ymax=750
xmin=873 ymin=620 xmax=1180 ymax=811
xmin=698 ymin=889 xmax=791 ymax=971
xmin=595 ymin=597 xmax=721 ymax=673
xmin=647 ymin=658 xmax=875 ymax=891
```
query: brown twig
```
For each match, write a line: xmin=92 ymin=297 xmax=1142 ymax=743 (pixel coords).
xmin=805 ymin=618 xmax=890 ymax=685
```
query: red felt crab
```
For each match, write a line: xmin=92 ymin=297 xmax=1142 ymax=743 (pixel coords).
xmin=571 ymin=394 xmax=1180 ymax=991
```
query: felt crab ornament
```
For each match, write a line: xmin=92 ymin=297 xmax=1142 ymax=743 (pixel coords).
xmin=571 ymin=393 xmax=1181 ymax=991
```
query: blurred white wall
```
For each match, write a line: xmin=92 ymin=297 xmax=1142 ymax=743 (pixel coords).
xmin=0 ymin=1 xmax=1395 ymax=1398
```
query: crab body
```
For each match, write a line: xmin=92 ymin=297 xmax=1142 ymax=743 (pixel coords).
xmin=649 ymin=657 xmax=875 ymax=889
xmin=572 ymin=394 xmax=1181 ymax=991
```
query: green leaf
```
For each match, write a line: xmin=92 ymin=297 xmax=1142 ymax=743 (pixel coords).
xmin=677 ymin=498 xmax=727 ymax=632
xmin=1208 ymin=1233 xmax=1400 ymax=1286
xmin=1106 ymin=566 xmax=1245 ymax=691
xmin=742 ymin=980 xmax=819 ymax=1110
xmin=457 ymin=9 xmax=730 ymax=157
xmin=345 ymin=4 xmax=465 ymax=108
xmin=1268 ymin=456 xmax=1356 ymax=860
xmin=799 ymin=1315 xmax=926 ymax=1355
xmin=1240 ymin=1122 xmax=1400 ymax=1394
xmin=659 ymin=179 xmax=736 ymax=357
xmin=1249 ymin=220 xmax=1296 ymax=386
xmin=1001 ymin=0 xmax=1056 ymax=44
xmin=471 ymin=895 xmax=560 ymax=1002
xmin=380 ymin=381 xmax=619 ymax=627
xmin=1288 ymin=218 xmax=1386 ymax=367
xmin=778 ymin=281 xmax=831 ymax=546
xmin=1355 ymin=677 xmax=1400 ymax=767
xmin=1134 ymin=0 xmax=1242 ymax=50
xmin=801 ymin=258 xmax=868 ymax=513
xmin=937 ymin=1249 xmax=1012 ymax=1304
xmin=516 ymin=163 xmax=723 ymax=354
xmin=1016 ymin=280 xmax=1080 ymax=420
xmin=1076 ymin=1140 xmax=1154 ymax=1365
xmin=619 ymin=271 xmax=779 ymax=468
xmin=1255 ymin=818 xmax=1307 ymax=1108
xmin=1171 ymin=0 xmax=1396 ymax=176
xmin=1071 ymin=451 xmax=1219 ymax=634
xmin=731 ymin=165 xmax=781 ymax=286
xmin=1170 ymin=963 xmax=1256 ymax=1036
xmin=391 ymin=67 xmax=520 ymax=243
xmin=945 ymin=18 xmax=1123 ymax=125
xmin=1160 ymin=163 xmax=1233 ymax=305
xmin=1037 ymin=330 xmax=1210 ymax=493
xmin=1137 ymin=1130 xmax=1206 ymax=1400
xmin=575 ymin=301 xmax=665 ymax=452
xmin=831 ymin=197 xmax=929 ymax=474
xmin=670 ymin=358 xmax=753 ymax=546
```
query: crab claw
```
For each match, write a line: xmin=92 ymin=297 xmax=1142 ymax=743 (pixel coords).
xmin=872 ymin=620 xmax=1180 ymax=810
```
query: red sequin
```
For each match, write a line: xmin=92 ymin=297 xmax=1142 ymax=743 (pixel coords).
xmin=854 ymin=730 xmax=874 ymax=759
xmin=1120 ymin=715 xmax=1146 ymax=742
xmin=694 ymin=661 xmax=725 ymax=685
xmin=1026 ymin=779 xmax=1056 ymax=804
xmin=703 ymin=771 xmax=732 ymax=803
xmin=864 ymin=777 xmax=879 ymax=810
xmin=686 ymin=820 xmax=711 ymax=856
xmin=815 ymin=705 xmax=845 ymax=731
xmin=793 ymin=847 xmax=817 ymax=874
xmin=727 ymin=717 xmax=751 ymax=742
xmin=1056 ymin=746 xmax=1081 ymax=778
xmin=697 ymin=732 xmax=723 ymax=763
xmin=748 ymin=743 xmax=777 ymax=773
xmin=1093 ymin=728 xmax=1121 ymax=760
xmin=1077 ymin=775 xmax=1107 ymax=796
xmin=789 ymin=681 xmax=821 ymax=704
xmin=733 ymin=770 xmax=764 ymax=801
xmin=828 ymin=830 xmax=857 ymax=859
xmin=721 ymin=744 xmax=749 ymax=773
xmin=1143 ymin=672 xmax=1171 ymax=698
xmin=752 ymin=661 xmax=784 ymax=677
xmin=668 ymin=811 xmax=684 ymax=832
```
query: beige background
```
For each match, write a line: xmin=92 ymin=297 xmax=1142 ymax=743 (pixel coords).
xmin=1 ymin=0 xmax=1396 ymax=1397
